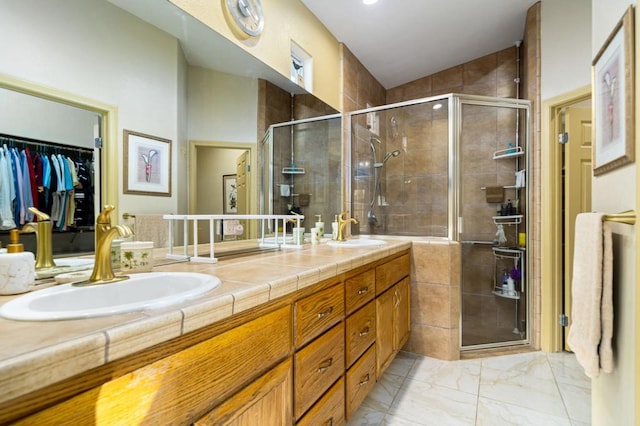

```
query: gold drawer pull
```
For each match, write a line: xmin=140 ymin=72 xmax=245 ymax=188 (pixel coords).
xmin=323 ymin=418 xmax=333 ymax=426
xmin=318 ymin=357 xmax=334 ymax=373
xmin=358 ymin=373 xmax=370 ymax=386
xmin=317 ymin=306 xmax=334 ymax=319
xmin=359 ymin=326 xmax=370 ymax=337
xmin=357 ymin=286 xmax=369 ymax=295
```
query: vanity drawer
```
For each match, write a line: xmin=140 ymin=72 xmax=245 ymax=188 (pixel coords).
xmin=296 ymin=377 xmax=345 ymax=426
xmin=345 ymin=269 xmax=375 ymax=315
xmin=376 ymin=253 xmax=410 ymax=295
xmin=294 ymin=323 xmax=345 ymax=420
xmin=345 ymin=301 xmax=376 ymax=368
xmin=345 ymin=345 xmax=376 ymax=419
xmin=295 ymin=283 xmax=344 ymax=348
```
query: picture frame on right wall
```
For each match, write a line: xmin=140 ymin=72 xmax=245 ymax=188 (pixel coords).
xmin=592 ymin=5 xmax=635 ymax=176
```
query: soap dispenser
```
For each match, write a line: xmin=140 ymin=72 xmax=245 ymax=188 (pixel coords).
xmin=315 ymin=214 xmax=324 ymax=237
xmin=0 ymin=230 xmax=36 ymax=295
xmin=331 ymin=215 xmax=339 ymax=240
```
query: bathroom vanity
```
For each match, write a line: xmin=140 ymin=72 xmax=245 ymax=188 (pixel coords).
xmin=0 ymin=239 xmax=411 ymax=424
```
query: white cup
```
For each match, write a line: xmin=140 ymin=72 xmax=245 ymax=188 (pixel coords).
xmin=310 ymin=228 xmax=320 ymax=244
xmin=293 ymin=227 xmax=305 ymax=245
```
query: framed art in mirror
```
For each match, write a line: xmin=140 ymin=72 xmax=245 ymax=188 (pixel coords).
xmin=223 ymin=174 xmax=238 ymax=214
xmin=592 ymin=5 xmax=635 ymax=176
xmin=124 ymin=129 xmax=172 ymax=196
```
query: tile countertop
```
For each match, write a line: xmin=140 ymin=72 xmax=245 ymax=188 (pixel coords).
xmin=0 ymin=237 xmax=413 ymax=406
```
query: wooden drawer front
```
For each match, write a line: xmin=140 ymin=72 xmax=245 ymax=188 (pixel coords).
xmin=296 ymin=377 xmax=345 ymax=426
xmin=345 ymin=269 xmax=375 ymax=315
xmin=375 ymin=253 xmax=409 ymax=295
xmin=195 ymin=359 xmax=293 ymax=425
xmin=294 ymin=323 xmax=345 ymax=420
xmin=295 ymin=283 xmax=344 ymax=348
xmin=345 ymin=301 xmax=376 ymax=368
xmin=346 ymin=345 xmax=376 ymax=419
xmin=19 ymin=306 xmax=292 ymax=425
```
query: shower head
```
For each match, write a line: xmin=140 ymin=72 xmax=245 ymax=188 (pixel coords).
xmin=375 ymin=149 xmax=401 ymax=167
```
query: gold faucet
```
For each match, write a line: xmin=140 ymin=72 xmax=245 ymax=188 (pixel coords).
xmin=336 ymin=211 xmax=358 ymax=242
xmin=21 ymin=207 xmax=56 ymax=270
xmin=75 ymin=205 xmax=133 ymax=286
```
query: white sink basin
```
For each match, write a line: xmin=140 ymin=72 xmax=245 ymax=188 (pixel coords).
xmin=326 ymin=238 xmax=387 ymax=248
xmin=0 ymin=272 xmax=220 ymax=321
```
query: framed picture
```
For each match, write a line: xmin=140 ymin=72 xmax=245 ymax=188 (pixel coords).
xmin=123 ymin=130 xmax=172 ymax=196
xmin=592 ymin=5 xmax=635 ymax=176
xmin=223 ymin=174 xmax=238 ymax=214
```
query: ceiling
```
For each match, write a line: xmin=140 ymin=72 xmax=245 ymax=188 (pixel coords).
xmin=301 ymin=0 xmax=539 ymax=89
xmin=110 ymin=0 xmax=538 ymax=95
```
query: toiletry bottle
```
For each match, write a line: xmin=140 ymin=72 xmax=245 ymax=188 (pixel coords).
xmin=506 ymin=200 xmax=513 ymax=215
xmin=331 ymin=215 xmax=338 ymax=240
xmin=0 ymin=230 xmax=36 ymax=295
xmin=315 ymin=215 xmax=324 ymax=237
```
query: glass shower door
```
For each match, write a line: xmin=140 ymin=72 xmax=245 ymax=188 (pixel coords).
xmin=458 ymin=99 xmax=529 ymax=349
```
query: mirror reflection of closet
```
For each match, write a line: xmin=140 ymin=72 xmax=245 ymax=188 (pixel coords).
xmin=0 ymin=86 xmax=102 ymax=256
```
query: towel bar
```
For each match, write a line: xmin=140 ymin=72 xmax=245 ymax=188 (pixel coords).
xmin=122 ymin=213 xmax=136 ymax=220
xmin=602 ymin=210 xmax=636 ymax=225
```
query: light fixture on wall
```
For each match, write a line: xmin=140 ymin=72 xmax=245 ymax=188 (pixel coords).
xmin=363 ymin=0 xmax=378 ymax=5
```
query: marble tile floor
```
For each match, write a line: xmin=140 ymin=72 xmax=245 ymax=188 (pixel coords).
xmin=348 ymin=350 xmax=591 ymax=425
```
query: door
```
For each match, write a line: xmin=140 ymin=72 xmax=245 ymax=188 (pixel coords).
xmin=563 ymin=105 xmax=592 ymax=350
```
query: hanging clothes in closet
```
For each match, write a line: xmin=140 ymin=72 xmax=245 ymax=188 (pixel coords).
xmin=0 ymin=135 xmax=94 ymax=232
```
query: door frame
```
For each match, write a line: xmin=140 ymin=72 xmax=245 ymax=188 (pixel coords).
xmin=540 ymin=85 xmax=591 ymax=352
xmin=188 ymin=140 xmax=257 ymax=238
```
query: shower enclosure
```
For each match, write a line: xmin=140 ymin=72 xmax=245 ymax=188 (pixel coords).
xmin=261 ymin=114 xmax=342 ymax=234
xmin=348 ymin=94 xmax=531 ymax=350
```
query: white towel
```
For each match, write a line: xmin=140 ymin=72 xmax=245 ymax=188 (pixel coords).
xmin=567 ymin=212 xmax=614 ymax=378
xmin=129 ymin=214 xmax=169 ymax=248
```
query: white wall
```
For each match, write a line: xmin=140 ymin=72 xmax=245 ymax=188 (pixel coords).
xmin=0 ymin=88 xmax=98 ymax=149
xmin=541 ymin=0 xmax=592 ymax=100
xmin=590 ymin=1 xmax=637 ymax=424
xmin=0 ymin=0 xmax=184 ymax=215
xmin=187 ymin=67 xmax=259 ymax=143
xmin=542 ymin=0 xmax=637 ymax=423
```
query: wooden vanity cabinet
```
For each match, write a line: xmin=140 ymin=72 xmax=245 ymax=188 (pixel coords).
xmin=16 ymin=306 xmax=292 ymax=425
xmin=7 ymin=250 xmax=411 ymax=425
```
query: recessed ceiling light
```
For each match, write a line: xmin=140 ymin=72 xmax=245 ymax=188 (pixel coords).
xmin=363 ymin=0 xmax=378 ymax=5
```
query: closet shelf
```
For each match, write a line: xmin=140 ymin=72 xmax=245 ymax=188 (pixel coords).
xmin=493 ymin=146 xmax=524 ymax=160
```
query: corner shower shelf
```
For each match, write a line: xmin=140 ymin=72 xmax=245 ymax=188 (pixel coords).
xmin=493 ymin=146 xmax=524 ymax=160
xmin=492 ymin=215 xmax=523 ymax=225
xmin=282 ymin=167 xmax=305 ymax=174
xmin=492 ymin=289 xmax=521 ymax=300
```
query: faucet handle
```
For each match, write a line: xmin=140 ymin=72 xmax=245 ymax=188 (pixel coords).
xmin=97 ymin=205 xmax=115 ymax=225
xmin=28 ymin=207 xmax=51 ymax=221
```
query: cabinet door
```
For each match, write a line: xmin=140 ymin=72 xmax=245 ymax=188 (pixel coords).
xmin=375 ymin=287 xmax=395 ymax=377
xmin=393 ymin=278 xmax=410 ymax=351
xmin=195 ymin=359 xmax=293 ymax=426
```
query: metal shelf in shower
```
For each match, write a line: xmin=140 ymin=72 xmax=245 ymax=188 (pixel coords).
xmin=492 ymin=146 xmax=524 ymax=160
xmin=492 ymin=215 xmax=523 ymax=225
